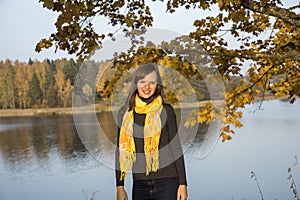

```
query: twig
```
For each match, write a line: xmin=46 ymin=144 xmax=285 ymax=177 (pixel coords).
xmin=82 ymin=189 xmax=99 ymax=200
xmin=251 ymin=171 xmax=264 ymax=200
xmin=229 ymin=64 xmax=276 ymax=102
xmin=287 ymin=156 xmax=299 ymax=200
xmin=289 ymin=4 xmax=300 ymax=10
xmin=249 ymin=70 xmax=269 ymax=113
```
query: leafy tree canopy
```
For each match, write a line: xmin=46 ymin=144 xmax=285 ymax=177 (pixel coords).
xmin=37 ymin=0 xmax=300 ymax=141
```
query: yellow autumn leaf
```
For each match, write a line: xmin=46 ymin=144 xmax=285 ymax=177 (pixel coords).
xmin=220 ymin=132 xmax=232 ymax=142
xmin=218 ymin=0 xmax=224 ymax=9
xmin=233 ymin=120 xmax=243 ymax=128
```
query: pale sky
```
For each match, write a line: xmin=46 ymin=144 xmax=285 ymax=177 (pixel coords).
xmin=0 ymin=0 xmax=202 ymax=62
xmin=0 ymin=0 xmax=296 ymax=62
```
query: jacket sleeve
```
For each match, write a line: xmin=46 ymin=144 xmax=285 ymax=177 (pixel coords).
xmin=165 ymin=104 xmax=188 ymax=186
xmin=115 ymin=107 xmax=125 ymax=186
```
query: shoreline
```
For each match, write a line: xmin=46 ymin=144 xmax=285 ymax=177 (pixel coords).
xmin=0 ymin=96 xmax=291 ymax=117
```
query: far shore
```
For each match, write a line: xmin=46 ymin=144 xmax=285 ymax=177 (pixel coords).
xmin=0 ymin=102 xmax=209 ymax=117
xmin=0 ymin=96 xmax=291 ymax=117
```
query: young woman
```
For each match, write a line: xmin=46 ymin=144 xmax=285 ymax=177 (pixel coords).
xmin=115 ymin=63 xmax=188 ymax=200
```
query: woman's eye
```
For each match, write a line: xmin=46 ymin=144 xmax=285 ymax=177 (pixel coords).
xmin=138 ymin=80 xmax=157 ymax=85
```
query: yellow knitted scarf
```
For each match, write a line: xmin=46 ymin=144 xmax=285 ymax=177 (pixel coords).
xmin=119 ymin=95 xmax=163 ymax=180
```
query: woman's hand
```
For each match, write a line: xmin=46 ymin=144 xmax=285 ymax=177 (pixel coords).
xmin=177 ymin=184 xmax=188 ymax=200
xmin=116 ymin=186 xmax=128 ymax=200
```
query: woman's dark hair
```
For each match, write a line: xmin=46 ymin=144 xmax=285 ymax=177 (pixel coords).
xmin=126 ymin=63 xmax=164 ymax=111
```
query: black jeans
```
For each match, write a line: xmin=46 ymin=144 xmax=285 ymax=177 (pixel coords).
xmin=132 ymin=177 xmax=179 ymax=200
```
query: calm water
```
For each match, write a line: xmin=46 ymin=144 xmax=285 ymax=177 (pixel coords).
xmin=0 ymin=100 xmax=299 ymax=200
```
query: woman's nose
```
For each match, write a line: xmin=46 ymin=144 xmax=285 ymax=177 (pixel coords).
xmin=144 ymin=82 xmax=150 ymax=88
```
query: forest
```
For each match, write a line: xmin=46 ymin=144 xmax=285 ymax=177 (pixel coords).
xmin=0 ymin=58 xmax=80 ymax=109
xmin=1 ymin=57 xmax=245 ymax=109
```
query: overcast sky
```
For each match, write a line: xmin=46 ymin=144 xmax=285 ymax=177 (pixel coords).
xmin=0 ymin=0 xmax=296 ymax=62
xmin=0 ymin=0 xmax=202 ymax=62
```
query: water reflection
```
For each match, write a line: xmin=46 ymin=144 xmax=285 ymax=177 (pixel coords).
xmin=0 ymin=109 xmax=210 ymax=174
xmin=0 ymin=100 xmax=300 ymax=200
xmin=0 ymin=116 xmax=90 ymax=174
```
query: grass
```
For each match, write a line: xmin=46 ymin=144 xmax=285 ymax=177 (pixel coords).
xmin=287 ymin=156 xmax=299 ymax=200
xmin=82 ymin=189 xmax=98 ymax=200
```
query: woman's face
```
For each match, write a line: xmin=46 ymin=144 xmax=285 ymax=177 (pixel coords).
xmin=137 ymin=71 xmax=158 ymax=99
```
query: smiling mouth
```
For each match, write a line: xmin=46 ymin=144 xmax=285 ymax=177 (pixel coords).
xmin=142 ymin=90 xmax=151 ymax=95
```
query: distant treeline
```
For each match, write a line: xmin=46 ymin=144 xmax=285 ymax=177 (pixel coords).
xmin=0 ymin=58 xmax=103 ymax=109
xmin=0 ymin=58 xmax=249 ymax=109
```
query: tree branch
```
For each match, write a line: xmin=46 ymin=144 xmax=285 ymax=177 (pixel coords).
xmin=229 ymin=64 xmax=276 ymax=101
xmin=184 ymin=48 xmax=300 ymax=62
xmin=211 ymin=50 xmax=300 ymax=62
xmin=241 ymin=0 xmax=300 ymax=29
xmin=289 ymin=4 xmax=300 ymax=10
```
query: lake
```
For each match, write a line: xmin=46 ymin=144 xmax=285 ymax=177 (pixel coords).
xmin=0 ymin=99 xmax=299 ymax=200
